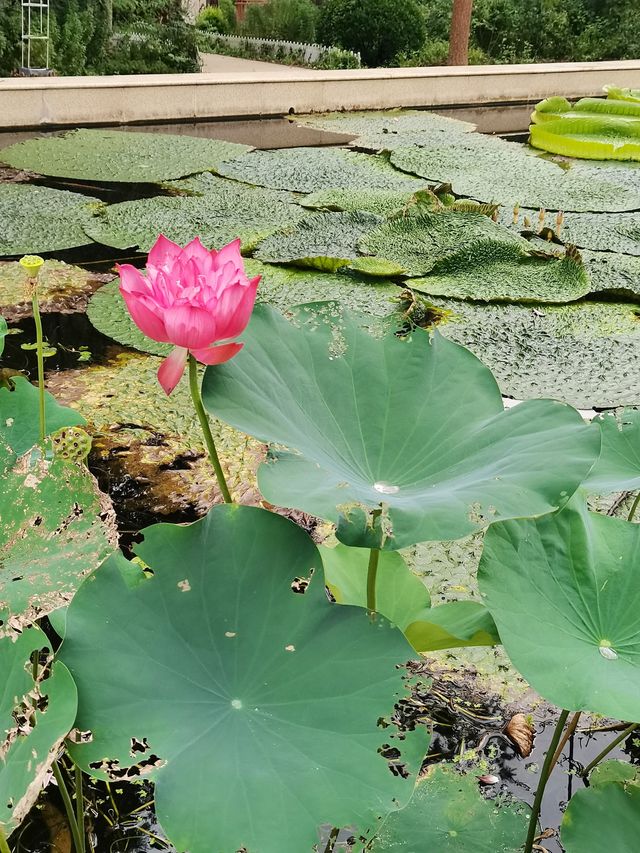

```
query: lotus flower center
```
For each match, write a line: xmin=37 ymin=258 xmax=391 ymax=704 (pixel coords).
xmin=374 ymin=482 xmax=400 ymax=495
xmin=599 ymin=641 xmax=618 ymax=660
xmin=231 ymin=699 xmax=243 ymax=710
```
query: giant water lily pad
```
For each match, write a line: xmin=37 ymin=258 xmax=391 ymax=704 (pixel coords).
xmin=561 ymin=781 xmax=640 ymax=853
xmin=0 ymin=129 xmax=251 ymax=183
xmin=0 ymin=184 xmax=102 ymax=256
xmin=390 ymin=138 xmax=640 ymax=211
xmin=254 ymin=211 xmax=386 ymax=272
xmin=85 ymin=174 xmax=304 ymax=253
xmin=60 ymin=505 xmax=428 ymax=853
xmin=321 ymin=544 xmax=499 ymax=652
xmin=479 ymin=497 xmax=640 ymax=720
xmin=202 ymin=304 xmax=598 ymax=550
xmin=584 ymin=408 xmax=640 ymax=493
xmin=301 ymin=186 xmax=435 ymax=216
xmin=217 ymin=146 xmax=428 ymax=193
xmin=517 ymin=208 xmax=640 ymax=255
xmin=0 ymin=627 xmax=77 ymax=833
xmin=0 ymin=260 xmax=111 ymax=321
xmin=434 ymin=297 xmax=640 ymax=409
xmin=365 ymin=764 xmax=530 ymax=852
xmin=580 ymin=250 xmax=640 ymax=298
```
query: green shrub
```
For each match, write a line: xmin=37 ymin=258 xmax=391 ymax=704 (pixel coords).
xmin=196 ymin=6 xmax=232 ymax=34
xmin=0 ymin=0 xmax=22 ymax=75
xmin=242 ymin=0 xmax=318 ymax=42
xmin=318 ymin=0 xmax=426 ymax=67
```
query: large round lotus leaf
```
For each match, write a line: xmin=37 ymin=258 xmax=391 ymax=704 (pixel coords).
xmin=358 ymin=210 xmax=526 ymax=278
xmin=0 ymin=627 xmax=77 ymax=833
xmin=0 ymin=184 xmax=102 ymax=256
xmin=60 ymin=505 xmax=428 ymax=853
xmin=389 ymin=138 xmax=640 ymax=211
xmin=560 ymin=781 xmax=640 ymax=853
xmin=301 ymin=187 xmax=437 ymax=216
xmin=433 ymin=297 xmax=640 ymax=409
xmin=580 ymin=250 xmax=640 ymax=298
xmin=0 ymin=376 xmax=85 ymax=457
xmin=202 ymin=304 xmax=599 ymax=551
xmin=0 ymin=260 xmax=111 ymax=321
xmin=412 ymin=245 xmax=589 ymax=303
xmin=589 ymin=760 xmax=640 ymax=786
xmin=217 ymin=146 xmax=428 ymax=193
xmin=254 ymin=211 xmax=387 ymax=272
xmin=87 ymin=281 xmax=172 ymax=357
xmin=0 ymin=439 xmax=116 ymax=631
xmin=294 ymin=109 xmax=476 ymax=151
xmin=321 ymin=544 xmax=498 ymax=652
xmin=84 ymin=175 xmax=304 ymax=253
xmin=0 ymin=129 xmax=251 ymax=183
xmin=479 ymin=497 xmax=640 ymax=720
xmin=365 ymin=764 xmax=530 ymax=852
xmin=584 ymin=408 xmax=640 ymax=493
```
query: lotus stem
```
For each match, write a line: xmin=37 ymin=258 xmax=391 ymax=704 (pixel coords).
xmin=548 ymin=711 xmax=581 ymax=775
xmin=366 ymin=547 xmax=381 ymax=615
xmin=523 ymin=709 xmax=570 ymax=853
xmin=31 ymin=287 xmax=46 ymax=444
xmin=188 ymin=354 xmax=232 ymax=504
xmin=53 ymin=760 xmax=85 ymax=853
xmin=75 ymin=764 xmax=85 ymax=851
xmin=628 ymin=492 xmax=640 ymax=522
xmin=0 ymin=825 xmax=12 ymax=853
xmin=582 ymin=721 xmax=639 ymax=777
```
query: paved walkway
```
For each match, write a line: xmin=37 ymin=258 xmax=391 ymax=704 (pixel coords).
xmin=200 ymin=53 xmax=316 ymax=75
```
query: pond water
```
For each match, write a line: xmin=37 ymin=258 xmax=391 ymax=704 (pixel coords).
xmin=2 ymin=103 xmax=639 ymax=853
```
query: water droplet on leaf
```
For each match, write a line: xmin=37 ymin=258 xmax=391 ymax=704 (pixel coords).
xmin=374 ymin=482 xmax=399 ymax=495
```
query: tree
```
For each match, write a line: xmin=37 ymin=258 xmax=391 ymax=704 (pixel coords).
xmin=448 ymin=0 xmax=473 ymax=64
xmin=318 ymin=0 xmax=426 ymax=66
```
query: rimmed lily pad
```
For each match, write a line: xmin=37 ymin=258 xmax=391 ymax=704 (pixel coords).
xmin=479 ymin=497 xmax=640 ymax=720
xmin=217 ymin=146 xmax=428 ymax=193
xmin=0 ymin=184 xmax=102 ymax=256
xmin=364 ymin=764 xmax=530 ymax=852
xmin=60 ymin=505 xmax=429 ymax=853
xmin=0 ymin=627 xmax=77 ymax=833
xmin=202 ymin=304 xmax=599 ymax=550
xmin=0 ymin=129 xmax=251 ymax=183
xmin=561 ymin=781 xmax=640 ymax=853
xmin=321 ymin=544 xmax=499 ymax=652
xmin=581 ymin=250 xmax=640 ymax=298
xmin=300 ymin=186 xmax=436 ymax=216
xmin=0 ymin=315 xmax=7 ymax=355
xmin=0 ymin=260 xmax=112 ymax=321
xmin=584 ymin=408 xmax=640 ymax=493
xmin=84 ymin=174 xmax=304 ymax=253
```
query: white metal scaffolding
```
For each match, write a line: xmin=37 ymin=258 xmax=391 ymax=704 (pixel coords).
xmin=21 ymin=0 xmax=50 ymax=73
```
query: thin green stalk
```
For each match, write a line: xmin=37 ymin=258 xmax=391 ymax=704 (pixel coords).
xmin=548 ymin=711 xmax=581 ymax=776
xmin=524 ymin=709 xmax=570 ymax=853
xmin=188 ymin=354 xmax=232 ymax=503
xmin=52 ymin=760 xmax=85 ymax=853
xmin=31 ymin=288 xmax=46 ymax=444
xmin=0 ymin=824 xmax=12 ymax=853
xmin=582 ymin=721 xmax=638 ymax=777
xmin=628 ymin=492 xmax=640 ymax=522
xmin=75 ymin=764 xmax=85 ymax=852
xmin=366 ymin=547 xmax=381 ymax=614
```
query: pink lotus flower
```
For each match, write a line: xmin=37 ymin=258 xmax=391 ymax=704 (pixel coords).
xmin=117 ymin=235 xmax=260 ymax=395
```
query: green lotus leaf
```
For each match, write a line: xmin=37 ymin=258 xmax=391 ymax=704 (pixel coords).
xmin=0 ymin=440 xmax=116 ymax=630
xmin=0 ymin=260 xmax=112 ymax=322
xmin=589 ymin=760 xmax=640 ymax=786
xmin=583 ymin=408 xmax=640 ymax=493
xmin=60 ymin=505 xmax=428 ymax=853
xmin=479 ymin=497 xmax=640 ymax=720
xmin=0 ymin=376 xmax=85 ymax=456
xmin=389 ymin=139 xmax=640 ymax=211
xmin=0 ymin=315 xmax=6 ymax=356
xmin=0 ymin=129 xmax=251 ymax=183
xmin=411 ymin=244 xmax=589 ymax=303
xmin=301 ymin=187 xmax=435 ymax=216
xmin=294 ymin=109 xmax=476 ymax=152
xmin=365 ymin=764 xmax=530 ymax=852
xmin=432 ymin=296 xmax=640 ymax=409
xmin=202 ymin=304 xmax=599 ymax=550
xmin=321 ymin=544 xmax=498 ymax=651
xmin=217 ymin=146 xmax=428 ymax=193
xmin=560 ymin=781 xmax=640 ymax=853
xmin=254 ymin=211 xmax=385 ymax=272
xmin=0 ymin=184 xmax=102 ymax=256
xmin=359 ymin=210 xmax=526 ymax=278
xmin=0 ymin=627 xmax=77 ymax=834
xmin=530 ymin=115 xmax=640 ymax=162
xmin=85 ymin=175 xmax=304 ymax=253
xmin=87 ymin=281 xmax=172 ymax=356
